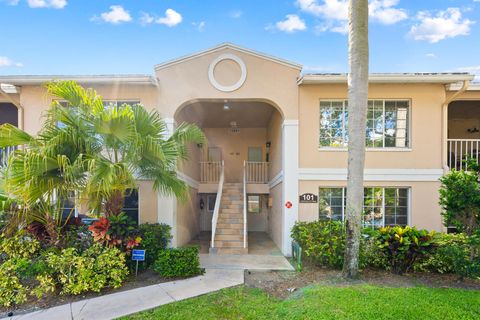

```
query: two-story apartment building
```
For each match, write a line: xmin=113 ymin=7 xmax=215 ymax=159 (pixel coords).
xmin=1 ymin=43 xmax=479 ymax=256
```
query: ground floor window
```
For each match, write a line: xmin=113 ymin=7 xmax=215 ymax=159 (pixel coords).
xmin=123 ymin=189 xmax=139 ymax=224
xmin=318 ymin=187 xmax=409 ymax=227
xmin=247 ymin=194 xmax=261 ymax=213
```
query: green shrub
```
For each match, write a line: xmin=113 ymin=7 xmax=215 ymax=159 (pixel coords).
xmin=64 ymin=225 xmax=93 ymax=252
xmin=0 ymin=259 xmax=28 ymax=307
xmin=153 ymin=246 xmax=203 ymax=278
xmin=0 ymin=231 xmax=40 ymax=260
xmin=291 ymin=221 xmax=346 ymax=268
xmin=138 ymin=223 xmax=172 ymax=267
xmin=416 ymin=233 xmax=480 ymax=279
xmin=374 ymin=226 xmax=435 ymax=274
xmin=45 ymin=244 xmax=129 ymax=295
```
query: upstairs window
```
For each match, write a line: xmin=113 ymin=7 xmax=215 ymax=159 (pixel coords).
xmin=319 ymin=100 xmax=409 ymax=148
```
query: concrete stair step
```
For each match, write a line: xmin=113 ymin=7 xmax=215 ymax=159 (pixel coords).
xmin=215 ymin=234 xmax=244 ymax=241
xmin=214 ymin=240 xmax=245 ymax=248
xmin=216 ymin=228 xmax=242 ymax=235
xmin=216 ymin=223 xmax=243 ymax=229
xmin=219 ymin=213 xmax=242 ymax=219
xmin=217 ymin=218 xmax=243 ymax=224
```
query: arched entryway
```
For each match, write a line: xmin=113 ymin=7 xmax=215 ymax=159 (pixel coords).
xmin=175 ymin=99 xmax=285 ymax=255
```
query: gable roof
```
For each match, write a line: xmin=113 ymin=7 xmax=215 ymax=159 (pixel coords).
xmin=154 ymin=42 xmax=303 ymax=71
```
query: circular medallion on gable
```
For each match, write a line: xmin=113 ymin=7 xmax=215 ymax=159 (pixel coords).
xmin=208 ymin=54 xmax=247 ymax=92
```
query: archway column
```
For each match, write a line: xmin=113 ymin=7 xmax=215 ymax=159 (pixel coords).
xmin=157 ymin=117 xmax=178 ymax=247
xmin=281 ymin=119 xmax=299 ymax=256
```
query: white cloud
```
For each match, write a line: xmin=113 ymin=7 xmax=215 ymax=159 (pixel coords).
xmin=0 ymin=56 xmax=23 ymax=68
xmin=369 ymin=0 xmax=408 ymax=25
xmin=274 ymin=14 xmax=307 ymax=33
xmin=192 ymin=21 xmax=206 ymax=32
xmin=27 ymin=0 xmax=67 ymax=9
xmin=98 ymin=5 xmax=132 ymax=24
xmin=425 ymin=53 xmax=437 ymax=58
xmin=229 ymin=10 xmax=243 ymax=19
xmin=139 ymin=12 xmax=154 ymax=26
xmin=409 ymin=8 xmax=474 ymax=43
xmin=156 ymin=9 xmax=182 ymax=27
xmin=6 ymin=0 xmax=20 ymax=5
xmin=296 ymin=0 xmax=407 ymax=33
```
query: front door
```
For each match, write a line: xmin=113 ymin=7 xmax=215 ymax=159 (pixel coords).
xmin=248 ymin=147 xmax=263 ymax=162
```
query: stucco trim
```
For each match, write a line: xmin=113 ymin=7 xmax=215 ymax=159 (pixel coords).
xmin=0 ymin=75 xmax=157 ymax=86
xmin=208 ymin=53 xmax=247 ymax=92
xmin=177 ymin=171 xmax=200 ymax=189
xmin=155 ymin=42 xmax=303 ymax=71
xmin=298 ymin=73 xmax=475 ymax=85
xmin=299 ymin=168 xmax=444 ymax=182
xmin=269 ymin=170 xmax=284 ymax=188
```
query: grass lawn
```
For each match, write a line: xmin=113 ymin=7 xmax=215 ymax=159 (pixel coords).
xmin=126 ymin=284 xmax=480 ymax=320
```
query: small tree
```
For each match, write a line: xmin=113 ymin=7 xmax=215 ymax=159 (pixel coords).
xmin=439 ymin=169 xmax=480 ymax=236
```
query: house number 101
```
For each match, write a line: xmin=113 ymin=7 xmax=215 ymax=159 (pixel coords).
xmin=299 ymin=193 xmax=318 ymax=203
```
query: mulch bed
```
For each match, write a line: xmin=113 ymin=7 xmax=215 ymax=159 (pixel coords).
xmin=0 ymin=269 xmax=187 ymax=318
xmin=244 ymin=263 xmax=480 ymax=299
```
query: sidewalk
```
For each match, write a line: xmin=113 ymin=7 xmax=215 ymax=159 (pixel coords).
xmin=5 ymin=268 xmax=244 ymax=320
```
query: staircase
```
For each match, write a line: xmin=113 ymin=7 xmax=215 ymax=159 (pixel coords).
xmin=210 ymin=183 xmax=248 ymax=254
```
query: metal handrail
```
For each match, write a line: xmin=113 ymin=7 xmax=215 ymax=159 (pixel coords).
xmin=210 ymin=160 xmax=225 ymax=248
xmin=447 ymin=139 xmax=480 ymax=171
xmin=243 ymin=160 xmax=247 ymax=248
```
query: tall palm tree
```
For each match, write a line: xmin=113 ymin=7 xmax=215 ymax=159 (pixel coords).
xmin=0 ymin=81 xmax=205 ymax=234
xmin=343 ymin=0 xmax=369 ymax=279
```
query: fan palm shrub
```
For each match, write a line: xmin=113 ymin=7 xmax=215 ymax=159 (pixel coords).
xmin=0 ymin=81 xmax=204 ymax=240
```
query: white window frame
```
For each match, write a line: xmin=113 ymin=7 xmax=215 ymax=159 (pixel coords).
xmin=318 ymin=186 xmax=410 ymax=227
xmin=319 ymin=99 xmax=412 ymax=150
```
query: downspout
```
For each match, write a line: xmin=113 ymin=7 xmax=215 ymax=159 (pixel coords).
xmin=442 ymin=80 xmax=470 ymax=173
xmin=0 ymin=87 xmax=24 ymax=130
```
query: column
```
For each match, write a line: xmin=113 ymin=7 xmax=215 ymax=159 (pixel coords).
xmin=281 ymin=119 xmax=299 ymax=256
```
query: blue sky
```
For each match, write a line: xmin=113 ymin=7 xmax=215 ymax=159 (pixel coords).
xmin=0 ymin=0 xmax=479 ymax=78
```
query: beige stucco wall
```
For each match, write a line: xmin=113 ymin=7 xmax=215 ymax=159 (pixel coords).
xmin=18 ymin=84 xmax=158 ymax=135
xmin=203 ymin=127 xmax=267 ymax=182
xmin=266 ymin=111 xmax=283 ymax=178
xmin=175 ymin=187 xmax=200 ymax=246
xmin=268 ymin=183 xmax=283 ymax=249
xmin=155 ymin=47 xmax=300 ymax=120
xmin=298 ymin=180 xmax=443 ymax=231
xmin=298 ymin=83 xmax=446 ymax=169
xmin=138 ymin=180 xmax=158 ymax=224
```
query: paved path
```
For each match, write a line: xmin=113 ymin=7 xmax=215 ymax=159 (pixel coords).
xmin=200 ymin=254 xmax=294 ymax=271
xmin=5 ymin=269 xmax=244 ymax=320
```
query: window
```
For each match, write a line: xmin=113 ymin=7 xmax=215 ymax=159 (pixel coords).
xmin=207 ymin=194 xmax=216 ymax=212
xmin=318 ymin=187 xmax=409 ymax=227
xmin=123 ymin=189 xmax=139 ymax=224
xmin=319 ymin=100 xmax=409 ymax=148
xmin=103 ymin=100 xmax=140 ymax=108
xmin=247 ymin=195 xmax=261 ymax=213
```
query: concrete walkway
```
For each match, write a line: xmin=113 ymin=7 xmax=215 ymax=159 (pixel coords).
xmin=5 ymin=269 xmax=244 ymax=320
xmin=200 ymin=254 xmax=294 ymax=271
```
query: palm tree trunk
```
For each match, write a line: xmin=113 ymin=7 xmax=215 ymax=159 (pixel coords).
xmin=343 ymin=0 xmax=369 ymax=279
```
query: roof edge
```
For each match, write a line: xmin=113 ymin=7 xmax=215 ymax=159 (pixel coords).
xmin=154 ymin=42 xmax=303 ymax=71
xmin=298 ymin=73 xmax=475 ymax=85
xmin=0 ymin=74 xmax=157 ymax=86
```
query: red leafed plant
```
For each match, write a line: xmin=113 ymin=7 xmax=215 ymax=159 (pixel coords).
xmin=88 ymin=217 xmax=111 ymax=245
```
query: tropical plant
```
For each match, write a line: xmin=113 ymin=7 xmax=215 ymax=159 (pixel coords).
xmin=374 ymin=226 xmax=436 ymax=274
xmin=0 ymin=81 xmax=205 ymax=235
xmin=439 ymin=169 xmax=480 ymax=236
xmin=153 ymin=246 xmax=203 ymax=278
xmin=344 ymin=0 xmax=370 ymax=279
xmin=88 ymin=212 xmax=141 ymax=251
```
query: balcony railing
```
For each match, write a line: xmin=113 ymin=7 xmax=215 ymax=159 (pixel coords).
xmin=0 ymin=146 xmax=16 ymax=167
xmin=200 ymin=161 xmax=223 ymax=183
xmin=245 ymin=161 xmax=269 ymax=184
xmin=448 ymin=139 xmax=480 ymax=171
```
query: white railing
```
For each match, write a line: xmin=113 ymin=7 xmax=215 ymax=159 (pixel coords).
xmin=448 ymin=139 xmax=480 ymax=171
xmin=0 ymin=146 xmax=16 ymax=167
xmin=243 ymin=161 xmax=247 ymax=249
xmin=200 ymin=161 xmax=222 ymax=183
xmin=210 ymin=161 xmax=225 ymax=248
xmin=245 ymin=161 xmax=269 ymax=184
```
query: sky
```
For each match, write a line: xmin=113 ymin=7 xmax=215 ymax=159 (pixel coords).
xmin=0 ymin=0 xmax=479 ymax=79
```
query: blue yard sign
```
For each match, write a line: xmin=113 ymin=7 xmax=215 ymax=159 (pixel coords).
xmin=132 ymin=249 xmax=146 ymax=261
xmin=132 ymin=249 xmax=146 ymax=277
